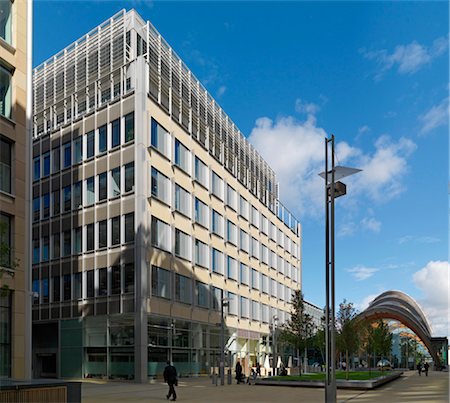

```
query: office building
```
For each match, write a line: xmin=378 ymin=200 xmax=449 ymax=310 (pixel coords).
xmin=0 ymin=0 xmax=33 ymax=379
xmin=31 ymin=10 xmax=301 ymax=381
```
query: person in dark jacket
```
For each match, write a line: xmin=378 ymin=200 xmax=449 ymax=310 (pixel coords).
xmin=417 ymin=361 xmax=422 ymax=376
xmin=235 ymin=361 xmax=243 ymax=384
xmin=163 ymin=361 xmax=178 ymax=401
xmin=424 ymin=362 xmax=429 ymax=376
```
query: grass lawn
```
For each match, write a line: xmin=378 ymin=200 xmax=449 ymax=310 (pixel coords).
xmin=271 ymin=371 xmax=393 ymax=382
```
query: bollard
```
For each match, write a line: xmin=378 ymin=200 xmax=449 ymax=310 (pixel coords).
xmin=227 ymin=369 xmax=232 ymax=385
xmin=212 ymin=372 xmax=218 ymax=386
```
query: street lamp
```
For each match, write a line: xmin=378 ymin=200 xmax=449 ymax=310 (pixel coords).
xmin=269 ymin=315 xmax=278 ymax=376
xmin=319 ymin=134 xmax=361 ymax=403
xmin=220 ymin=289 xmax=229 ymax=386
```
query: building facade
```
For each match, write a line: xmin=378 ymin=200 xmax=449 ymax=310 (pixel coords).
xmin=31 ymin=10 xmax=301 ymax=381
xmin=0 ymin=0 xmax=32 ymax=379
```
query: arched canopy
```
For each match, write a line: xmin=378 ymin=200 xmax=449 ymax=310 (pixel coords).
xmin=357 ymin=290 xmax=440 ymax=366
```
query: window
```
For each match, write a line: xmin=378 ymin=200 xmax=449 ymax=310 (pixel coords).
xmin=239 ymin=229 xmax=249 ymax=253
xmin=196 ymin=281 xmax=209 ymax=308
xmin=32 ymin=238 xmax=39 ymax=264
xmin=73 ymin=137 xmax=83 ymax=164
xmin=174 ymin=184 xmax=190 ymax=217
xmin=251 ymin=269 xmax=260 ymax=290
xmin=211 ymin=248 xmax=224 ymax=275
xmin=98 ymin=172 xmax=107 ymax=201
xmin=151 ymin=118 xmax=170 ymax=157
xmin=73 ymin=181 xmax=82 ymax=209
xmin=194 ymin=239 xmax=208 ymax=268
xmin=226 ymin=220 xmax=237 ymax=245
xmin=124 ymin=112 xmax=134 ymax=142
xmin=42 ymin=193 xmax=50 ymax=219
xmin=0 ymin=137 xmax=11 ymax=193
xmin=111 ymin=216 xmax=121 ymax=246
xmin=270 ymin=222 xmax=276 ymax=241
xmin=151 ymin=167 xmax=170 ymax=204
xmin=226 ymin=185 xmax=237 ymax=210
xmin=251 ymin=237 xmax=259 ymax=259
xmin=240 ymin=296 xmax=249 ymax=318
xmin=228 ymin=292 xmax=238 ymax=316
xmin=52 ymin=233 xmax=60 ymax=259
xmin=211 ymin=172 xmax=223 ymax=200
xmin=0 ymin=65 xmax=12 ymax=118
xmin=174 ymin=139 xmax=189 ymax=172
xmin=98 ymin=125 xmax=107 ymax=153
xmin=111 ymin=119 xmax=121 ymax=148
xmin=41 ymin=276 xmax=49 ymax=303
xmin=73 ymin=273 xmax=82 ymax=300
xmin=111 ymin=167 xmax=121 ymax=197
xmin=52 ymin=190 xmax=60 ymax=215
xmin=86 ymin=271 xmax=94 ymax=298
xmin=33 ymin=196 xmax=40 ymax=221
xmin=42 ymin=152 xmax=50 ymax=177
xmin=52 ymin=276 xmax=61 ymax=302
xmin=86 ymin=131 xmax=95 ymax=158
xmin=194 ymin=198 xmax=208 ymax=227
xmin=239 ymin=196 xmax=249 ymax=220
xmin=63 ymin=142 xmax=71 ymax=168
xmin=86 ymin=177 xmax=95 ymax=206
xmin=252 ymin=300 xmax=260 ymax=321
xmin=111 ymin=266 xmax=121 ymax=295
xmin=227 ymin=256 xmax=237 ymax=281
xmin=86 ymin=223 xmax=94 ymax=251
xmin=74 ymin=227 xmax=82 ymax=254
xmin=124 ymin=263 xmax=134 ymax=293
xmin=270 ymin=251 xmax=277 ymax=270
xmin=211 ymin=287 xmax=221 ymax=311
xmin=262 ymin=274 xmax=269 ymax=294
xmin=124 ymin=162 xmax=134 ymax=192
xmin=194 ymin=157 xmax=208 ymax=188
xmin=152 ymin=266 xmax=170 ymax=299
xmin=0 ymin=213 xmax=11 ymax=267
xmin=0 ymin=1 xmax=12 ymax=44
xmin=98 ymin=268 xmax=108 ymax=296
xmin=240 ymin=263 xmax=249 ymax=285
xmin=151 ymin=217 xmax=170 ymax=251
xmin=270 ymin=279 xmax=277 ymax=297
xmin=211 ymin=210 xmax=223 ymax=237
xmin=262 ymin=304 xmax=269 ymax=323
xmin=175 ymin=274 xmax=192 ymax=304
xmin=261 ymin=244 xmax=269 ymax=265
xmin=261 ymin=215 xmax=268 ymax=235
xmin=52 ymin=148 xmax=60 ymax=173
xmin=63 ymin=185 xmax=71 ymax=212
xmin=124 ymin=213 xmax=134 ymax=243
xmin=251 ymin=206 xmax=259 ymax=228
xmin=98 ymin=220 xmax=107 ymax=248
xmin=175 ymin=229 xmax=191 ymax=260
xmin=33 ymin=157 xmax=40 ymax=181
xmin=63 ymin=231 xmax=71 ymax=256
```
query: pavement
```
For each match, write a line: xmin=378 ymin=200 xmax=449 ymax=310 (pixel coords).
xmin=82 ymin=370 xmax=449 ymax=402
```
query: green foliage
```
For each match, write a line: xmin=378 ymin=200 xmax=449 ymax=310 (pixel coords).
xmin=0 ymin=221 xmax=18 ymax=296
xmin=366 ymin=319 xmax=393 ymax=371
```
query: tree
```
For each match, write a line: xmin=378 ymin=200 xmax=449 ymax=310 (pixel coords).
xmin=280 ymin=290 xmax=315 ymax=374
xmin=367 ymin=319 xmax=393 ymax=372
xmin=0 ymin=220 xmax=18 ymax=296
xmin=336 ymin=300 xmax=360 ymax=380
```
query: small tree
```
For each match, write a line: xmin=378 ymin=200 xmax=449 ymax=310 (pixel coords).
xmin=336 ymin=300 xmax=360 ymax=380
xmin=280 ymin=290 xmax=315 ymax=374
xmin=367 ymin=319 xmax=393 ymax=372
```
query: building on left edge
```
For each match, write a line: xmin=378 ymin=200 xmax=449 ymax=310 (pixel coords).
xmin=0 ymin=0 xmax=33 ymax=379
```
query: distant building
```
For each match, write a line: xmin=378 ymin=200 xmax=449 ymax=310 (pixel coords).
xmin=304 ymin=300 xmax=324 ymax=332
xmin=31 ymin=10 xmax=301 ymax=381
xmin=0 ymin=0 xmax=33 ymax=379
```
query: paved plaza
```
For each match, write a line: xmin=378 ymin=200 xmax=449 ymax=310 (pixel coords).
xmin=82 ymin=370 xmax=449 ymax=403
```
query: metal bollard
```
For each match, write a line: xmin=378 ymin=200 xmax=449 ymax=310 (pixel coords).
xmin=227 ymin=369 xmax=232 ymax=385
xmin=212 ymin=372 xmax=218 ymax=386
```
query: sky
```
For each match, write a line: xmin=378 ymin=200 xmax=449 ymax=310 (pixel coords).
xmin=34 ymin=1 xmax=449 ymax=337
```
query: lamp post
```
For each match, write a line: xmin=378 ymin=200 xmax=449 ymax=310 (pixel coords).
xmin=271 ymin=315 xmax=278 ymax=376
xmin=220 ymin=289 xmax=229 ymax=385
xmin=320 ymin=134 xmax=361 ymax=403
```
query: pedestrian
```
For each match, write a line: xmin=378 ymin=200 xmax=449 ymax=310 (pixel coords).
xmin=235 ymin=360 xmax=243 ymax=384
xmin=163 ymin=360 xmax=178 ymax=401
xmin=417 ymin=361 xmax=422 ymax=376
xmin=424 ymin=362 xmax=429 ymax=376
xmin=256 ymin=362 xmax=261 ymax=377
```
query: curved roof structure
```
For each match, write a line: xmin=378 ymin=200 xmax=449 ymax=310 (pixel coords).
xmin=356 ymin=290 xmax=440 ymax=365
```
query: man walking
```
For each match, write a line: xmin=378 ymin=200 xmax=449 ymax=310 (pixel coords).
xmin=164 ymin=360 xmax=178 ymax=401
xmin=235 ymin=360 xmax=243 ymax=384
xmin=424 ymin=362 xmax=429 ymax=376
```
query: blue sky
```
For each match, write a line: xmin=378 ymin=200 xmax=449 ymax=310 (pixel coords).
xmin=34 ymin=1 xmax=449 ymax=335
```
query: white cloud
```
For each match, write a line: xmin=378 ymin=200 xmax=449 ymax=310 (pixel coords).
xmin=356 ymin=293 xmax=380 ymax=312
xmin=413 ymin=261 xmax=450 ymax=337
xmin=363 ymin=36 xmax=448 ymax=78
xmin=347 ymin=266 xmax=379 ymax=281
xmin=338 ymin=222 xmax=357 ymax=237
xmin=360 ymin=217 xmax=381 ymax=233
xmin=295 ymin=98 xmax=320 ymax=116
xmin=398 ymin=235 xmax=441 ymax=245
xmin=216 ymin=85 xmax=227 ymax=98
xmin=419 ymin=97 xmax=449 ymax=135
xmin=248 ymin=112 xmax=416 ymax=219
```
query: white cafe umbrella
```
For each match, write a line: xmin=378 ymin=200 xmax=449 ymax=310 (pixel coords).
xmin=263 ymin=355 xmax=270 ymax=369
xmin=287 ymin=356 xmax=293 ymax=368
xmin=277 ymin=356 xmax=283 ymax=368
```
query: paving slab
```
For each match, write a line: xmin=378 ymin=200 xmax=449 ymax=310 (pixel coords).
xmin=81 ymin=370 xmax=449 ymax=403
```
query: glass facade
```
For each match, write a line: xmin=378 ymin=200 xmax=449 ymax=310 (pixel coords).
xmin=0 ymin=292 xmax=11 ymax=377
